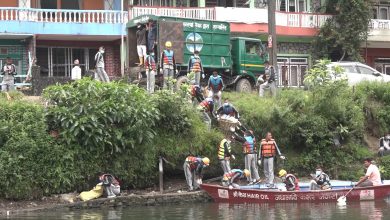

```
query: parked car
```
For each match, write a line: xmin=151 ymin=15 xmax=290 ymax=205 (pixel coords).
xmin=327 ymin=62 xmax=390 ymax=86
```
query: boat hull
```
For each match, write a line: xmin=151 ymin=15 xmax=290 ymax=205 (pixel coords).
xmin=200 ymin=184 xmax=390 ymax=203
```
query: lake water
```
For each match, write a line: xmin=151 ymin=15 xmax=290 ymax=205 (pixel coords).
xmin=10 ymin=200 xmax=390 ymax=220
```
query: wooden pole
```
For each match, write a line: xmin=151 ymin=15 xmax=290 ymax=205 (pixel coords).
xmin=159 ymin=157 xmax=163 ymax=193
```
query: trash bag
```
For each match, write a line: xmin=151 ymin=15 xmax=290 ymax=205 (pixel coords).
xmin=80 ymin=184 xmax=103 ymax=201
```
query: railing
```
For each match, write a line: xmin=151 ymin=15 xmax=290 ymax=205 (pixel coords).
xmin=370 ymin=19 xmax=390 ymax=30
xmin=129 ymin=6 xmax=331 ymax=28
xmin=276 ymin=11 xmax=332 ymax=28
xmin=129 ymin=6 xmax=215 ymax=20
xmin=0 ymin=7 xmax=128 ymax=24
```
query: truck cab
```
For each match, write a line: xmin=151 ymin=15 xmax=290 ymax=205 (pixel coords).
xmin=231 ymin=37 xmax=267 ymax=92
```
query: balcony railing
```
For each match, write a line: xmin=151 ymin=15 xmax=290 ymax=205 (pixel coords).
xmin=370 ymin=19 xmax=390 ymax=30
xmin=0 ymin=7 xmax=128 ymax=24
xmin=129 ymin=6 xmax=215 ymax=20
xmin=129 ymin=6 xmax=332 ymax=28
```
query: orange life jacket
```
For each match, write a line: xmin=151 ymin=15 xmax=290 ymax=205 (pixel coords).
xmin=185 ymin=156 xmax=200 ymax=170
xmin=260 ymin=138 xmax=276 ymax=157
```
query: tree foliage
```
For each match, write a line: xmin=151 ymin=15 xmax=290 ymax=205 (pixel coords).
xmin=312 ymin=0 xmax=373 ymax=61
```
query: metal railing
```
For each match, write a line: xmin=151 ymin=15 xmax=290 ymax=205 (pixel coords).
xmin=0 ymin=7 xmax=128 ymax=24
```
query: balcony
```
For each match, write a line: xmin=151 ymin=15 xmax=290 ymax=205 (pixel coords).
xmin=0 ymin=7 xmax=128 ymax=36
xmin=128 ymin=6 xmax=332 ymax=29
xmin=368 ymin=19 xmax=390 ymax=46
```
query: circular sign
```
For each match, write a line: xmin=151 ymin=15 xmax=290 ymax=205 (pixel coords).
xmin=186 ymin=33 xmax=204 ymax=53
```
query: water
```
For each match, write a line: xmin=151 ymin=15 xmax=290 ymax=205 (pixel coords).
xmin=9 ymin=200 xmax=390 ymax=220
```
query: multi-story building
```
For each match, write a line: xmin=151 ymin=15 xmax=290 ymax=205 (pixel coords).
xmin=0 ymin=0 xmax=128 ymax=93
xmin=9 ymin=0 xmax=386 ymax=90
xmin=366 ymin=0 xmax=390 ymax=75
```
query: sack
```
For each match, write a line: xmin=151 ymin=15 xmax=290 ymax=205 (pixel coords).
xmin=79 ymin=184 xmax=103 ymax=201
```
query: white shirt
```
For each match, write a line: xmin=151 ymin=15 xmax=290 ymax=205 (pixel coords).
xmin=71 ymin=66 xmax=81 ymax=80
xmin=365 ymin=164 xmax=382 ymax=186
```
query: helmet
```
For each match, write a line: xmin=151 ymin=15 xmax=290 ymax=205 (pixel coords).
xmin=243 ymin=169 xmax=250 ymax=177
xmin=165 ymin=41 xmax=172 ymax=47
xmin=202 ymin=157 xmax=210 ymax=166
xmin=278 ymin=169 xmax=287 ymax=177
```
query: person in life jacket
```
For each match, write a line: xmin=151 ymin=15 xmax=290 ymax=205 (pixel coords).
xmin=259 ymin=132 xmax=285 ymax=187
xmin=207 ymin=70 xmax=225 ymax=108
xmin=145 ymin=51 xmax=156 ymax=94
xmin=218 ymin=136 xmax=235 ymax=174
xmin=188 ymin=84 xmax=204 ymax=104
xmin=98 ymin=173 xmax=121 ymax=198
xmin=278 ymin=169 xmax=300 ymax=191
xmin=183 ymin=156 xmax=210 ymax=191
xmin=310 ymin=166 xmax=332 ymax=190
xmin=187 ymin=50 xmax=204 ymax=86
xmin=159 ymin=41 xmax=177 ymax=90
xmin=232 ymin=130 xmax=261 ymax=185
xmin=216 ymin=99 xmax=240 ymax=120
xmin=1 ymin=57 xmax=17 ymax=92
xmin=197 ymin=97 xmax=215 ymax=130
xmin=221 ymin=169 xmax=250 ymax=189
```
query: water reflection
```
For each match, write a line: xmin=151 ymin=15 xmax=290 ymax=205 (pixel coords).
xmin=9 ymin=201 xmax=390 ymax=220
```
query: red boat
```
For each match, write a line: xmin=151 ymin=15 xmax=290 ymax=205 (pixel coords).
xmin=200 ymin=183 xmax=390 ymax=203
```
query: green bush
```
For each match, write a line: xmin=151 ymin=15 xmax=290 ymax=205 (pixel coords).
xmin=378 ymin=155 xmax=390 ymax=179
xmin=43 ymin=79 xmax=159 ymax=153
xmin=0 ymin=101 xmax=82 ymax=199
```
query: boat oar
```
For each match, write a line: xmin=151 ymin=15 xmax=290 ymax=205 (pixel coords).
xmin=337 ymin=187 xmax=355 ymax=204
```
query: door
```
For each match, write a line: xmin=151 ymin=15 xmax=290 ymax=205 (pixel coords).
xmin=158 ymin=21 xmax=184 ymax=64
xmin=357 ymin=65 xmax=381 ymax=82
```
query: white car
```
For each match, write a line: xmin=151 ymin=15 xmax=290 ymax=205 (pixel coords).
xmin=327 ymin=62 xmax=390 ymax=86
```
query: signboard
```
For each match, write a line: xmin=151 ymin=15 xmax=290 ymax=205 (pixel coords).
xmin=268 ymin=35 xmax=273 ymax=48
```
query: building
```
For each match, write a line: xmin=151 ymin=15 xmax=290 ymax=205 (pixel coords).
xmin=366 ymin=0 xmax=390 ymax=75
xmin=5 ymin=0 xmax=382 ymax=90
xmin=0 ymin=0 xmax=128 ymax=94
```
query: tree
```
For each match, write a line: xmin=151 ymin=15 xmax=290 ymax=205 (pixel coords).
xmin=312 ymin=0 xmax=373 ymax=61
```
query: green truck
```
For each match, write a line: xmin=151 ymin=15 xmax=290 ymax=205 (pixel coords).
xmin=127 ymin=15 xmax=268 ymax=92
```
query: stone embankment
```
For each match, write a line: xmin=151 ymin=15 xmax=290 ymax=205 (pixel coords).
xmin=3 ymin=191 xmax=212 ymax=216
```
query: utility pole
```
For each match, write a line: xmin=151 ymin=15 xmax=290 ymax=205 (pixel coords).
xmin=267 ymin=0 xmax=277 ymax=66
xmin=120 ymin=0 xmax=125 ymax=77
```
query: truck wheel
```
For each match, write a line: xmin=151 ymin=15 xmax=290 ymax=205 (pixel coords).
xmin=176 ymin=76 xmax=190 ymax=91
xmin=236 ymin=78 xmax=252 ymax=93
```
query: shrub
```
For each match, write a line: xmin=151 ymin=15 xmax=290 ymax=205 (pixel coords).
xmin=0 ymin=100 xmax=82 ymax=199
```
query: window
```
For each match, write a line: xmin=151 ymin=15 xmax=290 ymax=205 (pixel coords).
xmin=0 ymin=48 xmax=8 ymax=55
xmin=19 ymin=0 xmax=30 ymax=8
xmin=289 ymin=0 xmax=296 ymax=12
xmin=37 ymin=47 xmax=90 ymax=77
xmin=278 ymin=0 xmax=287 ymax=11
xmin=298 ymin=0 xmax=305 ymax=12
xmin=358 ymin=66 xmax=375 ymax=75
xmin=245 ymin=42 xmax=262 ymax=55
xmin=372 ymin=8 xmax=378 ymax=19
xmin=40 ymin=0 xmax=57 ymax=9
xmin=380 ymin=7 xmax=388 ymax=20
xmin=339 ymin=65 xmax=357 ymax=73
